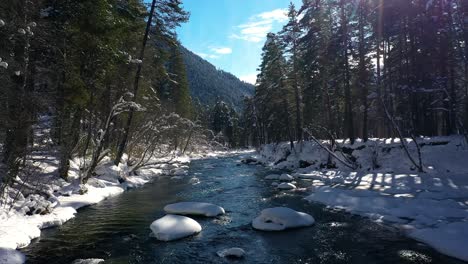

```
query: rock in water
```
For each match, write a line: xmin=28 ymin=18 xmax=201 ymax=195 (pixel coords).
xmin=150 ymin=214 xmax=202 ymax=241
xmin=265 ymin=174 xmax=280 ymax=180
xmin=279 ymin=174 xmax=294 ymax=181
xmin=252 ymin=207 xmax=315 ymax=231
xmin=217 ymin=247 xmax=246 ymax=258
xmin=164 ymin=202 xmax=225 ymax=217
xmin=277 ymin=182 xmax=296 ymax=190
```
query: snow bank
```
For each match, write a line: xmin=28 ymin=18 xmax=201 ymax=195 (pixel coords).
xmin=257 ymin=136 xmax=468 ymax=261
xmin=252 ymin=207 xmax=315 ymax=231
xmin=408 ymin=222 xmax=468 ymax=261
xmin=164 ymin=202 xmax=225 ymax=217
xmin=217 ymin=248 xmax=245 ymax=258
xmin=0 ymin=155 xmax=185 ymax=262
xmin=149 ymin=214 xmax=202 ymax=241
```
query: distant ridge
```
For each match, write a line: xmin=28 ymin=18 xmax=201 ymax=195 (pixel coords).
xmin=180 ymin=46 xmax=255 ymax=111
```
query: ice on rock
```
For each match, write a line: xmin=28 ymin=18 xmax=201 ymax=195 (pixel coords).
xmin=0 ymin=248 xmax=25 ymax=264
xmin=279 ymin=174 xmax=293 ymax=181
xmin=71 ymin=259 xmax=104 ymax=264
xmin=252 ymin=207 xmax=315 ymax=231
xmin=149 ymin=214 xmax=201 ymax=241
xmin=217 ymin=247 xmax=245 ymax=258
xmin=277 ymin=182 xmax=296 ymax=190
xmin=265 ymin=174 xmax=280 ymax=180
xmin=164 ymin=202 xmax=225 ymax=217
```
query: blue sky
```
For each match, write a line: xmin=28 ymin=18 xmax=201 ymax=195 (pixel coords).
xmin=176 ymin=0 xmax=301 ymax=84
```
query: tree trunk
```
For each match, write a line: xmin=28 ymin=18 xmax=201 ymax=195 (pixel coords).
xmin=114 ymin=0 xmax=157 ymax=165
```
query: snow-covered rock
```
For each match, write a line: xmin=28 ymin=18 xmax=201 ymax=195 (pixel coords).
xmin=252 ymin=207 xmax=315 ymax=231
xmin=164 ymin=202 xmax=225 ymax=217
xmin=271 ymin=182 xmax=279 ymax=186
xmin=279 ymin=174 xmax=293 ymax=181
xmin=189 ymin=177 xmax=200 ymax=185
xmin=277 ymin=182 xmax=296 ymax=190
xmin=0 ymin=248 xmax=25 ymax=264
xmin=149 ymin=214 xmax=202 ymax=241
xmin=265 ymin=174 xmax=280 ymax=180
xmin=170 ymin=168 xmax=187 ymax=176
xmin=0 ymin=19 xmax=5 ymax=27
xmin=71 ymin=259 xmax=105 ymax=264
xmin=217 ymin=248 xmax=245 ymax=258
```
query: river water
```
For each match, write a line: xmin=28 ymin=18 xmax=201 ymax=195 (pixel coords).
xmin=21 ymin=154 xmax=464 ymax=264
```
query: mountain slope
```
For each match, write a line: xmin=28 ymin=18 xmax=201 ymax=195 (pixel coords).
xmin=180 ymin=46 xmax=254 ymax=111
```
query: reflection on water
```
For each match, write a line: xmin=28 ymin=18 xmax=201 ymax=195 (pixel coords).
xmin=22 ymin=155 xmax=464 ymax=264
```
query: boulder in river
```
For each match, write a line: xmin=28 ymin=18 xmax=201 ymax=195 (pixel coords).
xmin=279 ymin=174 xmax=294 ymax=181
xmin=164 ymin=202 xmax=225 ymax=217
xmin=265 ymin=174 xmax=280 ymax=180
xmin=217 ymin=247 xmax=246 ymax=258
xmin=252 ymin=207 xmax=315 ymax=231
xmin=241 ymin=157 xmax=258 ymax=164
xmin=277 ymin=182 xmax=296 ymax=190
xmin=150 ymin=214 xmax=202 ymax=241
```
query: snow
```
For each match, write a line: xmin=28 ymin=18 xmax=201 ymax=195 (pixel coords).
xmin=277 ymin=182 xmax=296 ymax=190
xmin=0 ymin=61 xmax=8 ymax=69
xmin=0 ymin=154 xmax=190 ymax=262
xmin=408 ymin=222 xmax=468 ymax=261
xmin=149 ymin=214 xmax=202 ymax=241
xmin=279 ymin=174 xmax=293 ymax=181
xmin=70 ymin=259 xmax=104 ymax=264
xmin=0 ymin=248 xmax=25 ymax=264
xmin=217 ymin=248 xmax=245 ymax=258
xmin=256 ymin=136 xmax=468 ymax=261
xmin=164 ymin=202 xmax=225 ymax=217
xmin=252 ymin=207 xmax=315 ymax=231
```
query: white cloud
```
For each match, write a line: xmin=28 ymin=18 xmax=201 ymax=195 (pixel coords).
xmin=211 ymin=47 xmax=232 ymax=54
xmin=195 ymin=52 xmax=220 ymax=59
xmin=240 ymin=73 xmax=258 ymax=85
xmin=257 ymin=9 xmax=288 ymax=22
xmin=231 ymin=8 xmax=287 ymax=43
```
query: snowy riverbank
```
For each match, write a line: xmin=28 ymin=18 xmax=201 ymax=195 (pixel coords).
xmin=255 ymin=136 xmax=468 ymax=262
xmin=0 ymin=150 xmax=253 ymax=264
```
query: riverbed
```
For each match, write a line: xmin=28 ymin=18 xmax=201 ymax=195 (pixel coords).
xmin=21 ymin=154 xmax=464 ymax=263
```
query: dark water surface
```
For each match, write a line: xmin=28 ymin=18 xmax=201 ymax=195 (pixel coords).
xmin=22 ymin=155 xmax=465 ymax=264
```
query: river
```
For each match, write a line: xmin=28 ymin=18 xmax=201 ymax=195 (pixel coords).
xmin=21 ymin=154 xmax=464 ymax=263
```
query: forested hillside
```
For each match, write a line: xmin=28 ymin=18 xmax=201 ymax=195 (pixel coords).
xmin=180 ymin=46 xmax=254 ymax=110
xmin=243 ymin=0 xmax=468 ymax=146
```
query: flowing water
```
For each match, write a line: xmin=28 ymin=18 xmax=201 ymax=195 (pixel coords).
xmin=22 ymin=155 xmax=465 ymax=264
